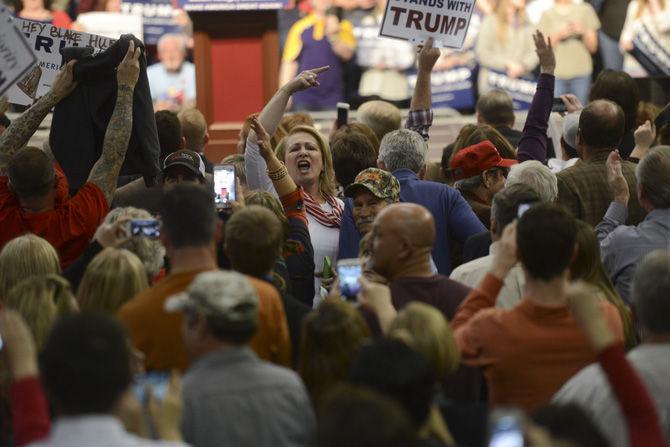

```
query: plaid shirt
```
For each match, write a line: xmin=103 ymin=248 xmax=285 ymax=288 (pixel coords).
xmin=405 ymin=109 xmax=433 ymax=141
xmin=557 ymin=153 xmax=647 ymax=226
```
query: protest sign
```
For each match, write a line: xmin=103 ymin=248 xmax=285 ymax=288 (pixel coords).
xmin=0 ymin=6 xmax=38 ymax=97
xmin=7 ymin=18 xmax=117 ymax=106
xmin=378 ymin=0 xmax=476 ymax=49
xmin=121 ymin=0 xmax=183 ymax=45
xmin=408 ymin=65 xmax=475 ymax=109
xmin=75 ymin=11 xmax=143 ymax=41
xmin=177 ymin=0 xmax=288 ymax=12
xmin=482 ymin=68 xmax=536 ymax=110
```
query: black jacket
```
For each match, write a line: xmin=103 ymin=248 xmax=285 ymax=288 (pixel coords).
xmin=50 ymin=35 xmax=161 ymax=191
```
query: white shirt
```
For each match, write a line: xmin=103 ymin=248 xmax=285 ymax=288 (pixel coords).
xmin=449 ymin=241 xmax=525 ymax=309
xmin=28 ymin=415 xmax=190 ymax=447
xmin=309 ymin=202 xmax=342 ymax=307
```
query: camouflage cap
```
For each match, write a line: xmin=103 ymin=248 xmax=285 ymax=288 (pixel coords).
xmin=344 ymin=168 xmax=400 ymax=202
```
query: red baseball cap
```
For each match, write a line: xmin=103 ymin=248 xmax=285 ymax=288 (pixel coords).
xmin=451 ymin=140 xmax=518 ymax=180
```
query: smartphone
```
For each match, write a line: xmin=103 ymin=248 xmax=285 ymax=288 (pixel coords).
xmin=213 ymin=164 xmax=236 ymax=209
xmin=488 ymin=409 xmax=525 ymax=447
xmin=133 ymin=371 xmax=170 ymax=404
xmin=517 ymin=203 xmax=531 ymax=218
xmin=127 ymin=219 xmax=160 ymax=238
xmin=552 ymin=98 xmax=568 ymax=113
xmin=654 ymin=103 xmax=670 ymax=128
xmin=337 ymin=258 xmax=362 ymax=299
xmin=336 ymin=102 xmax=350 ymax=129
xmin=0 ymin=335 xmax=3 ymax=351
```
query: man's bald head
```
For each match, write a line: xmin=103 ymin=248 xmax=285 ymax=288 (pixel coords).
xmin=377 ymin=203 xmax=435 ymax=250
xmin=577 ymin=99 xmax=625 ymax=151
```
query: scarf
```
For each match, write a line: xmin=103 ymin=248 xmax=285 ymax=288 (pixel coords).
xmin=303 ymin=193 xmax=343 ymax=228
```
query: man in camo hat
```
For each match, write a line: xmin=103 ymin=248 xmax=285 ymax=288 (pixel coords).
xmin=344 ymin=168 xmax=401 ymax=237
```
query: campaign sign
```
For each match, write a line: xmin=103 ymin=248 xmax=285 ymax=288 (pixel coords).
xmin=8 ymin=18 xmax=117 ymax=106
xmin=379 ymin=0 xmax=476 ymax=49
xmin=75 ymin=11 xmax=144 ymax=41
xmin=483 ymin=69 xmax=536 ymax=111
xmin=121 ymin=0 xmax=183 ymax=46
xmin=407 ymin=65 xmax=474 ymax=109
xmin=177 ymin=0 xmax=288 ymax=12
xmin=0 ymin=6 xmax=37 ymax=97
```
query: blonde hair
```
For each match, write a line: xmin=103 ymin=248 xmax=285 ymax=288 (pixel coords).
xmin=275 ymin=125 xmax=337 ymax=197
xmin=494 ymin=0 xmax=528 ymax=46
xmin=178 ymin=108 xmax=208 ymax=153
xmin=103 ymin=207 xmax=166 ymax=279
xmin=357 ymin=100 xmax=402 ymax=142
xmin=6 ymin=275 xmax=77 ymax=350
xmin=77 ymin=248 xmax=149 ymax=314
xmin=389 ymin=302 xmax=460 ymax=379
xmin=637 ymin=0 xmax=666 ymax=18
xmin=0 ymin=234 xmax=61 ymax=300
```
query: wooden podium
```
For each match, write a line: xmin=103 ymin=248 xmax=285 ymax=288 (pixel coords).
xmin=190 ymin=10 xmax=280 ymax=162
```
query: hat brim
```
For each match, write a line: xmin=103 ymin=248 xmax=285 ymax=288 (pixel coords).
xmin=344 ymin=183 xmax=382 ymax=199
xmin=163 ymin=161 xmax=204 ymax=177
xmin=496 ymin=159 xmax=519 ymax=168
xmin=164 ymin=292 xmax=191 ymax=313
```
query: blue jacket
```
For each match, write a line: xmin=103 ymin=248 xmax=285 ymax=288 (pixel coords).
xmin=338 ymin=169 xmax=486 ymax=275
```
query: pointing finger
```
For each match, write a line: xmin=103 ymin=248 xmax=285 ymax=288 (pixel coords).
xmin=310 ymin=66 xmax=330 ymax=74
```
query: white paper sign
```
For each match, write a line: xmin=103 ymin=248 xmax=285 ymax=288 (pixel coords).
xmin=75 ymin=12 xmax=143 ymax=41
xmin=379 ymin=0 xmax=476 ymax=49
xmin=0 ymin=6 xmax=38 ymax=97
xmin=7 ymin=18 xmax=117 ymax=106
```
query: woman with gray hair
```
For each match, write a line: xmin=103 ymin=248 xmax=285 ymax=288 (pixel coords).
xmin=506 ymin=160 xmax=559 ymax=203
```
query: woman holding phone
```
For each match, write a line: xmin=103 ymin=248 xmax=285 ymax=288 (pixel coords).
xmin=245 ymin=67 xmax=343 ymax=306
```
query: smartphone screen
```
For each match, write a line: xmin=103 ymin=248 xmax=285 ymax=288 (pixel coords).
xmin=552 ymin=98 xmax=568 ymax=113
xmin=132 ymin=371 xmax=170 ymax=404
xmin=213 ymin=164 xmax=236 ymax=209
xmin=129 ymin=219 xmax=160 ymax=238
xmin=336 ymin=102 xmax=350 ymax=128
xmin=488 ymin=412 xmax=525 ymax=447
xmin=337 ymin=259 xmax=362 ymax=299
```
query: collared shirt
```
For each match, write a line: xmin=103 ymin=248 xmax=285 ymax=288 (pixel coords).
xmin=557 ymin=152 xmax=647 ymax=226
xmin=596 ymin=202 xmax=670 ymax=304
xmin=27 ymin=416 xmax=189 ymax=447
xmin=394 ymin=169 xmax=486 ymax=275
xmin=554 ymin=344 xmax=670 ymax=447
xmin=182 ymin=347 xmax=315 ymax=447
xmin=450 ymin=242 xmax=525 ymax=309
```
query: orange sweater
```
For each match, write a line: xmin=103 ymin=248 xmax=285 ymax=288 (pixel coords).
xmin=117 ymin=269 xmax=291 ymax=372
xmin=452 ymin=273 xmax=623 ymax=411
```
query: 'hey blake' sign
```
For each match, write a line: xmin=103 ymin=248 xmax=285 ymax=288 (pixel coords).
xmin=379 ymin=0 xmax=475 ymax=49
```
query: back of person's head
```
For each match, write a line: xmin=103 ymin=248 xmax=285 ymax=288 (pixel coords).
xmin=633 ymin=250 xmax=670 ymax=336
xmin=533 ymin=404 xmax=609 ymax=447
xmin=6 ymin=275 xmax=77 ymax=350
xmin=476 ymin=89 xmax=515 ymax=127
xmin=103 ymin=207 xmax=166 ymax=279
xmin=636 ymin=101 xmax=661 ymax=128
xmin=578 ymin=100 xmax=625 ymax=150
xmin=244 ymin=190 xmax=289 ymax=239
xmin=40 ymin=314 xmax=133 ymax=415
xmin=77 ymin=248 xmax=149 ymax=314
xmin=280 ymin=112 xmax=315 ymax=132
xmin=451 ymin=123 xmax=516 ymax=163
xmin=300 ymin=299 xmax=370 ymax=403
xmin=221 ymin=154 xmax=247 ymax=189
xmin=224 ymin=205 xmax=284 ymax=277
xmin=0 ymin=234 xmax=61 ymax=299
xmin=7 ymin=147 xmax=56 ymax=201
xmin=440 ymin=143 xmax=456 ymax=184
xmin=350 ymin=338 xmax=434 ymax=427
xmin=357 ymin=100 xmax=402 ymax=142
xmin=388 ymin=302 xmax=459 ymax=380
xmin=505 ymin=161 xmax=558 ymax=203
xmin=159 ymin=183 xmax=216 ymax=249
xmin=636 ymin=146 xmax=670 ymax=209
xmin=589 ymin=70 xmax=639 ymax=134
xmin=491 ymin=184 xmax=541 ymax=237
xmin=317 ymin=385 xmax=418 ymax=447
xmin=331 ymin=132 xmax=378 ymax=187
xmin=561 ymin=112 xmax=580 ymax=159
xmin=517 ymin=204 xmax=577 ymax=281
xmin=378 ymin=129 xmax=427 ymax=173
xmin=333 ymin=122 xmax=380 ymax=153
xmin=178 ymin=108 xmax=208 ymax=153
xmin=155 ymin=110 xmax=183 ymax=161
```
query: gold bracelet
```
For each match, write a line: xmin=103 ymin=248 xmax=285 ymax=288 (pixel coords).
xmin=267 ymin=163 xmax=288 ymax=181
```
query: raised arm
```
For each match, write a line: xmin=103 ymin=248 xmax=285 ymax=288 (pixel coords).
xmin=406 ymin=38 xmax=440 ymax=141
xmin=250 ymin=116 xmax=298 ymax=198
xmin=87 ymin=41 xmax=141 ymax=205
xmin=517 ymin=31 xmax=555 ymax=162
xmin=0 ymin=61 xmax=77 ymax=170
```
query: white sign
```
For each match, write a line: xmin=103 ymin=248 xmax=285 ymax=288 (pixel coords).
xmin=75 ymin=12 xmax=143 ymax=41
xmin=7 ymin=18 xmax=117 ymax=106
xmin=379 ymin=0 xmax=476 ymax=49
xmin=0 ymin=6 xmax=38 ymax=97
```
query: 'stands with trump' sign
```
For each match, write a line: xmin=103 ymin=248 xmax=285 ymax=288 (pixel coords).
xmin=7 ymin=18 xmax=117 ymax=106
xmin=379 ymin=0 xmax=476 ymax=49
xmin=0 ymin=6 xmax=37 ymax=97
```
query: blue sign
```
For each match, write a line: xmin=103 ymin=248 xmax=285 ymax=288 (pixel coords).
xmin=177 ymin=0 xmax=288 ymax=11
xmin=483 ymin=69 xmax=537 ymax=111
xmin=121 ymin=0 xmax=182 ymax=46
xmin=408 ymin=65 xmax=476 ymax=110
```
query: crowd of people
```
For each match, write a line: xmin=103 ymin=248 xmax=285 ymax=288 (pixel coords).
xmin=1 ymin=17 xmax=670 ymax=447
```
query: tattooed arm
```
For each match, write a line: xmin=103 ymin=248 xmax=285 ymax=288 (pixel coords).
xmin=87 ymin=41 xmax=141 ymax=205
xmin=0 ymin=61 xmax=77 ymax=170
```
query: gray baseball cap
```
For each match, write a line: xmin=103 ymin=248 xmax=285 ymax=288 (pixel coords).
xmin=562 ymin=112 xmax=581 ymax=150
